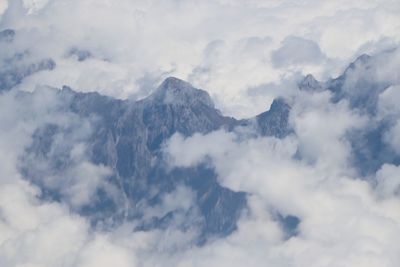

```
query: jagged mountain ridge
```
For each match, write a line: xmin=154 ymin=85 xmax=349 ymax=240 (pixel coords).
xmin=3 ymin=25 xmax=397 ymax=243
xmin=298 ymin=49 xmax=400 ymax=175
xmin=18 ymin=76 xmax=291 ymax=243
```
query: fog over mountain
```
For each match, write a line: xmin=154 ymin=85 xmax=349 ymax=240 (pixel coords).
xmin=0 ymin=1 xmax=400 ymax=267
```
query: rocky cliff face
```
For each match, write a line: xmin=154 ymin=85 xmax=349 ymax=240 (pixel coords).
xmin=10 ymin=46 xmax=399 ymax=244
xmin=298 ymin=49 xmax=400 ymax=176
xmin=18 ymin=76 xmax=291 ymax=243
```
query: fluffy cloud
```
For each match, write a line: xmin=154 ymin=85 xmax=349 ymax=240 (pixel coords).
xmin=0 ymin=80 xmax=198 ymax=267
xmin=378 ymin=84 xmax=400 ymax=154
xmin=1 ymin=0 xmax=399 ymax=117
xmin=165 ymin=131 xmax=237 ymax=168
xmin=1 ymin=0 xmax=400 ymax=266
xmin=271 ymin=36 xmax=326 ymax=68
xmin=164 ymin=91 xmax=400 ymax=266
xmin=383 ymin=121 xmax=400 ymax=154
xmin=290 ymin=90 xmax=368 ymax=174
xmin=376 ymin=164 xmax=400 ymax=197
xmin=0 ymin=88 xmax=152 ymax=267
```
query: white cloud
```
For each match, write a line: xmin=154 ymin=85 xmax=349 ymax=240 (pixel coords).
xmin=376 ymin=164 xmax=400 ymax=198
xmin=378 ymin=85 xmax=400 ymax=117
xmin=271 ymin=36 xmax=326 ymax=68
xmin=1 ymin=0 xmax=400 ymax=266
xmin=379 ymin=85 xmax=400 ymax=154
xmin=1 ymin=0 xmax=399 ymax=117
xmin=163 ymin=128 xmax=400 ymax=266
xmin=290 ymin=90 xmax=368 ymax=173
xmin=0 ymin=0 xmax=7 ymax=16
xmin=0 ymin=89 xmax=138 ymax=267
xmin=384 ymin=120 xmax=400 ymax=154
xmin=163 ymin=88 xmax=400 ymax=266
xmin=165 ymin=131 xmax=237 ymax=168
xmin=75 ymin=236 xmax=137 ymax=267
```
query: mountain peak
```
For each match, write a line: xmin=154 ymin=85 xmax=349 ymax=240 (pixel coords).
xmin=148 ymin=77 xmax=215 ymax=108
xmin=298 ymin=74 xmax=322 ymax=91
xmin=268 ymin=98 xmax=290 ymax=114
xmin=354 ymin=53 xmax=371 ymax=64
xmin=160 ymin=76 xmax=192 ymax=89
xmin=345 ymin=53 xmax=371 ymax=73
xmin=255 ymin=98 xmax=291 ymax=138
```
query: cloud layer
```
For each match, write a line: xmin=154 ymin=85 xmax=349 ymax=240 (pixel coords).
xmin=1 ymin=0 xmax=399 ymax=117
xmin=0 ymin=1 xmax=400 ymax=267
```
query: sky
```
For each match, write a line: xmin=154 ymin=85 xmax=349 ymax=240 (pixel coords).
xmin=0 ymin=1 xmax=400 ymax=267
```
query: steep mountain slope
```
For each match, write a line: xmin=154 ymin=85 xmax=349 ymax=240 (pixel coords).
xmin=5 ymin=27 xmax=397 ymax=243
xmin=299 ymin=49 xmax=400 ymax=175
xmin=18 ymin=76 xmax=291 ymax=243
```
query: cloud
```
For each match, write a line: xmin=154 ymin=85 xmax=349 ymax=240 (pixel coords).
xmin=383 ymin=120 xmax=400 ymax=154
xmin=0 ymin=0 xmax=399 ymax=117
xmin=163 ymin=129 xmax=400 ymax=266
xmin=0 ymin=86 xmax=200 ymax=267
xmin=290 ymin=90 xmax=368 ymax=173
xmin=271 ymin=36 xmax=326 ymax=68
xmin=0 ymin=88 xmax=139 ymax=267
xmin=376 ymin=164 xmax=400 ymax=197
xmin=162 ymin=85 xmax=400 ymax=266
xmin=378 ymin=85 xmax=400 ymax=117
xmin=0 ymin=63 xmax=399 ymax=267
xmin=75 ymin=236 xmax=137 ymax=267
xmin=164 ymin=131 xmax=237 ymax=168
xmin=0 ymin=1 xmax=400 ymax=266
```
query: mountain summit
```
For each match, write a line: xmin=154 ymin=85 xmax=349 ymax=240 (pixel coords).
xmin=149 ymin=77 xmax=215 ymax=108
xmin=18 ymin=76 xmax=293 ymax=244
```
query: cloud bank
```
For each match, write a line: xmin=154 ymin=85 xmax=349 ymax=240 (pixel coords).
xmin=0 ymin=1 xmax=400 ymax=267
xmin=1 ymin=0 xmax=399 ymax=117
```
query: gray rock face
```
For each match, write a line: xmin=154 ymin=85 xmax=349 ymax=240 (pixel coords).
xmin=20 ymin=77 xmax=290 ymax=243
xmin=301 ymin=49 xmax=400 ymax=176
xmin=255 ymin=98 xmax=291 ymax=138
xmin=16 ymin=49 xmax=398 ymax=244
xmin=298 ymin=74 xmax=322 ymax=92
xmin=147 ymin=77 xmax=215 ymax=108
xmin=326 ymin=52 xmax=392 ymax=114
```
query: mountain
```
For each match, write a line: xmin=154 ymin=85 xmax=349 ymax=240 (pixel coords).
xmin=298 ymin=74 xmax=322 ymax=92
xmin=18 ymin=76 xmax=291 ymax=243
xmin=3 ymin=29 xmax=397 ymax=243
xmin=326 ymin=52 xmax=392 ymax=113
xmin=0 ymin=30 xmax=292 ymax=241
xmin=299 ymin=49 xmax=400 ymax=176
xmin=255 ymin=98 xmax=291 ymax=138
